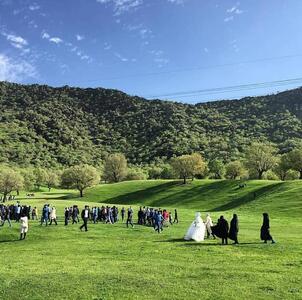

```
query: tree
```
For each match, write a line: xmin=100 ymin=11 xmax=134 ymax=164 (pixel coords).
xmin=171 ymin=153 xmax=206 ymax=184
xmin=103 ymin=153 xmax=128 ymax=183
xmin=209 ymin=159 xmax=225 ymax=179
xmin=287 ymin=148 xmax=302 ymax=179
xmin=245 ymin=142 xmax=278 ymax=179
xmin=274 ymin=154 xmax=291 ymax=181
xmin=225 ymin=161 xmax=245 ymax=180
xmin=20 ymin=168 xmax=36 ymax=191
xmin=45 ymin=170 xmax=60 ymax=191
xmin=0 ymin=169 xmax=24 ymax=202
xmin=34 ymin=168 xmax=47 ymax=190
xmin=61 ymin=164 xmax=99 ymax=197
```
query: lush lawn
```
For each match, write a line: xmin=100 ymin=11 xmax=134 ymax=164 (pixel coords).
xmin=0 ymin=180 xmax=302 ymax=299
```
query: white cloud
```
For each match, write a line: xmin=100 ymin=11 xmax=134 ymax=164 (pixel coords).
xmin=167 ymin=0 xmax=185 ymax=4
xmin=29 ymin=3 xmax=40 ymax=11
xmin=76 ymin=34 xmax=84 ymax=41
xmin=96 ymin=0 xmax=143 ymax=16
xmin=41 ymin=32 xmax=63 ymax=44
xmin=224 ymin=16 xmax=234 ymax=22
xmin=49 ymin=37 xmax=63 ymax=44
xmin=225 ymin=3 xmax=243 ymax=22
xmin=1 ymin=32 xmax=28 ymax=49
xmin=115 ymin=52 xmax=128 ymax=62
xmin=204 ymin=47 xmax=209 ymax=53
xmin=0 ymin=53 xmax=37 ymax=82
xmin=42 ymin=32 xmax=50 ymax=39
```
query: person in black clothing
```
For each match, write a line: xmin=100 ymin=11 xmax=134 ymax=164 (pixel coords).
xmin=64 ymin=207 xmax=70 ymax=226
xmin=212 ymin=216 xmax=229 ymax=245
xmin=80 ymin=206 xmax=90 ymax=232
xmin=126 ymin=207 xmax=134 ymax=228
xmin=261 ymin=213 xmax=276 ymax=244
xmin=173 ymin=209 xmax=178 ymax=223
xmin=228 ymin=214 xmax=239 ymax=244
xmin=121 ymin=207 xmax=125 ymax=222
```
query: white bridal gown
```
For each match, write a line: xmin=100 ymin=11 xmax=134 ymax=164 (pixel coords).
xmin=184 ymin=212 xmax=206 ymax=242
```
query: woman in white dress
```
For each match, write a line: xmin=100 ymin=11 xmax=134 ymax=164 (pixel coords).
xmin=205 ymin=213 xmax=215 ymax=239
xmin=184 ymin=212 xmax=206 ymax=242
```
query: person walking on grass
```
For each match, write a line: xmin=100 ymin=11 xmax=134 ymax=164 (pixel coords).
xmin=154 ymin=210 xmax=163 ymax=233
xmin=121 ymin=207 xmax=125 ymax=222
xmin=40 ymin=204 xmax=49 ymax=226
xmin=1 ymin=206 xmax=12 ymax=227
xmin=80 ymin=205 xmax=90 ymax=232
xmin=49 ymin=206 xmax=58 ymax=225
xmin=20 ymin=211 xmax=29 ymax=240
xmin=229 ymin=214 xmax=239 ymax=244
xmin=126 ymin=206 xmax=134 ymax=228
xmin=261 ymin=213 xmax=276 ymax=244
xmin=173 ymin=209 xmax=179 ymax=223
xmin=205 ymin=213 xmax=215 ymax=239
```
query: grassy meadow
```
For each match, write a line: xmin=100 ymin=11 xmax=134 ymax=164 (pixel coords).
xmin=0 ymin=180 xmax=301 ymax=300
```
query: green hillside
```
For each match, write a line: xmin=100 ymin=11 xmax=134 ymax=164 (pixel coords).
xmin=1 ymin=81 xmax=302 ymax=167
xmin=78 ymin=179 xmax=302 ymax=216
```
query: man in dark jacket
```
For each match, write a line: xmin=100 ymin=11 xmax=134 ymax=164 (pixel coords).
xmin=80 ymin=205 xmax=90 ymax=232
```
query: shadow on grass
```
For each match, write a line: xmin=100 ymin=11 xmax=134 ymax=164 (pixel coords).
xmin=211 ymin=182 xmax=283 ymax=211
xmin=0 ymin=239 xmax=21 ymax=243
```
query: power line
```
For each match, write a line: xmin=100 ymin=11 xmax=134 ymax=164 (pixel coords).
xmin=80 ymin=53 xmax=302 ymax=83
xmin=146 ymin=77 xmax=302 ymax=99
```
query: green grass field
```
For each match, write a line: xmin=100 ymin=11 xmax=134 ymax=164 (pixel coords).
xmin=0 ymin=180 xmax=302 ymax=300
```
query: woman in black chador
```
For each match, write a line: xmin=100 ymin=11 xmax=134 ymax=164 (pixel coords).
xmin=228 ymin=214 xmax=239 ymax=244
xmin=261 ymin=213 xmax=275 ymax=244
xmin=212 ymin=216 xmax=229 ymax=245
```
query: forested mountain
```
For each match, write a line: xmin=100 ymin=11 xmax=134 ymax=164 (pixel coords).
xmin=0 ymin=81 xmax=302 ymax=167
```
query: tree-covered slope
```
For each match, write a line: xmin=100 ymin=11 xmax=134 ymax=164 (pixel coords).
xmin=0 ymin=81 xmax=302 ymax=167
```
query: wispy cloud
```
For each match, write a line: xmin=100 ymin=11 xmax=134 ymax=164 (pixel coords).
xmin=76 ymin=34 xmax=84 ymax=41
xmin=224 ymin=2 xmax=243 ymax=22
xmin=104 ymin=42 xmax=112 ymax=50
xmin=167 ymin=0 xmax=185 ymax=4
xmin=0 ymin=53 xmax=37 ymax=82
xmin=150 ymin=49 xmax=169 ymax=67
xmin=1 ymin=31 xmax=29 ymax=51
xmin=29 ymin=3 xmax=40 ymax=11
xmin=96 ymin=0 xmax=143 ymax=16
xmin=42 ymin=31 xmax=63 ymax=44
xmin=115 ymin=52 xmax=129 ymax=62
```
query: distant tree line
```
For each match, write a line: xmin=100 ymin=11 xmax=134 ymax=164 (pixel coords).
xmin=1 ymin=143 xmax=302 ymax=201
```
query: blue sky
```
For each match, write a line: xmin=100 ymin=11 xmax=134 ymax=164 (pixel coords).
xmin=1 ymin=0 xmax=302 ymax=103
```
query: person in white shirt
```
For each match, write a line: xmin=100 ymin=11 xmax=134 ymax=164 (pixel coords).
xmin=49 ymin=206 xmax=57 ymax=225
xmin=204 ymin=213 xmax=215 ymax=239
xmin=20 ymin=213 xmax=29 ymax=240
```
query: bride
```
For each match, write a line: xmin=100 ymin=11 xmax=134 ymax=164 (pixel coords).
xmin=184 ymin=212 xmax=206 ymax=242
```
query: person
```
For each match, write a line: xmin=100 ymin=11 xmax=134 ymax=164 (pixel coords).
xmin=228 ymin=214 xmax=239 ymax=244
xmin=40 ymin=204 xmax=49 ymax=226
xmin=184 ymin=212 xmax=206 ymax=242
xmin=261 ymin=213 xmax=276 ymax=244
xmin=1 ymin=206 xmax=12 ymax=227
xmin=173 ymin=209 xmax=179 ymax=223
xmin=64 ymin=207 xmax=70 ymax=226
xmin=49 ymin=206 xmax=58 ymax=225
xmin=204 ymin=213 xmax=215 ymax=239
xmin=121 ymin=207 xmax=125 ymax=222
xmin=212 ymin=216 xmax=229 ymax=245
xmin=126 ymin=207 xmax=134 ymax=228
xmin=154 ymin=210 xmax=163 ymax=233
xmin=169 ymin=212 xmax=173 ymax=225
xmin=20 ymin=212 xmax=29 ymax=240
xmin=80 ymin=205 xmax=90 ymax=232
xmin=31 ymin=207 xmax=38 ymax=220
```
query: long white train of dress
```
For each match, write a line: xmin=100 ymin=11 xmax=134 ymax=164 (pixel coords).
xmin=184 ymin=212 xmax=206 ymax=242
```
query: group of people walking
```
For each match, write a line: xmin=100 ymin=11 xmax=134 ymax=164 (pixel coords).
xmin=184 ymin=212 xmax=275 ymax=245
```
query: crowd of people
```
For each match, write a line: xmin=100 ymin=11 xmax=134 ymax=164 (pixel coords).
xmin=0 ymin=202 xmax=179 ymax=238
xmin=1 ymin=202 xmax=275 ymax=244
xmin=184 ymin=212 xmax=276 ymax=245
